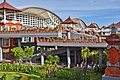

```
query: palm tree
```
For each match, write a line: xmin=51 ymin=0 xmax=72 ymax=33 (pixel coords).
xmin=81 ymin=47 xmax=91 ymax=72
xmin=45 ymin=55 xmax=60 ymax=77
xmin=91 ymin=50 xmax=99 ymax=69
xmin=103 ymin=49 xmax=108 ymax=63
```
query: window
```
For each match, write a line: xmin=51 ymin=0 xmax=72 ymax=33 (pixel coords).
xmin=24 ymin=37 xmax=29 ymax=42
xmin=11 ymin=26 xmax=16 ymax=31
xmin=1 ymin=26 xmax=9 ymax=31
xmin=24 ymin=37 xmax=32 ymax=42
xmin=2 ymin=38 xmax=9 ymax=46
xmin=18 ymin=26 xmax=21 ymax=30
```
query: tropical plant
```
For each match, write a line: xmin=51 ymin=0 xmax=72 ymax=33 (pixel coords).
xmin=0 ymin=63 xmax=45 ymax=75
xmin=117 ymin=33 xmax=120 ymax=37
xmin=23 ymin=46 xmax=35 ymax=64
xmin=103 ymin=49 xmax=108 ymax=63
xmin=81 ymin=47 xmax=91 ymax=60
xmin=91 ymin=50 xmax=99 ymax=68
xmin=11 ymin=47 xmax=25 ymax=63
xmin=45 ymin=55 xmax=60 ymax=77
xmin=0 ymin=74 xmax=6 ymax=80
xmin=81 ymin=47 xmax=91 ymax=73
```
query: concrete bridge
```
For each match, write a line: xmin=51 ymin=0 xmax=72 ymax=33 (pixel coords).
xmin=37 ymin=42 xmax=107 ymax=48
xmin=0 ymin=30 xmax=107 ymax=68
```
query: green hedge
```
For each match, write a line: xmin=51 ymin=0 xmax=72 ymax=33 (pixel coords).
xmin=54 ymin=69 xmax=90 ymax=80
xmin=0 ymin=63 xmax=45 ymax=75
xmin=0 ymin=63 xmax=102 ymax=80
xmin=94 ymin=65 xmax=107 ymax=74
xmin=0 ymin=72 xmax=41 ymax=80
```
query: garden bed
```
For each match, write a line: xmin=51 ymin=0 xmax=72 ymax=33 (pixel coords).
xmin=0 ymin=63 xmax=103 ymax=80
xmin=0 ymin=72 xmax=40 ymax=80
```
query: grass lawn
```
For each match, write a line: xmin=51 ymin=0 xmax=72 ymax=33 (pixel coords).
xmin=88 ymin=71 xmax=103 ymax=80
xmin=0 ymin=70 xmax=103 ymax=80
xmin=70 ymin=68 xmax=103 ymax=80
xmin=0 ymin=72 xmax=41 ymax=80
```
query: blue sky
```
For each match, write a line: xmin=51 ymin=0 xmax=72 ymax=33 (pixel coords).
xmin=2 ymin=0 xmax=120 ymax=27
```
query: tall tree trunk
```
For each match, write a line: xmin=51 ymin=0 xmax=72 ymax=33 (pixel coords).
xmin=29 ymin=58 xmax=32 ymax=65
xmin=84 ymin=58 xmax=88 ymax=74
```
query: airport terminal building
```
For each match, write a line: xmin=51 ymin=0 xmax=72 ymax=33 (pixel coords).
xmin=0 ymin=0 xmax=112 ymax=68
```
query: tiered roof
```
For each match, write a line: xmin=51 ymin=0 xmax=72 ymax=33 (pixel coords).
xmin=61 ymin=16 xmax=77 ymax=24
xmin=101 ymin=26 xmax=106 ymax=29
xmin=107 ymin=22 xmax=120 ymax=29
xmin=0 ymin=0 xmax=21 ymax=12
xmin=87 ymin=23 xmax=99 ymax=29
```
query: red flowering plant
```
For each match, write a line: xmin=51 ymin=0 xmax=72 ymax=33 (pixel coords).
xmin=10 ymin=60 xmax=14 ymax=64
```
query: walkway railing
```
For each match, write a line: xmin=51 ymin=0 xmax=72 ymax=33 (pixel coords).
xmin=36 ymin=37 xmax=106 ymax=44
xmin=0 ymin=28 xmax=62 ymax=34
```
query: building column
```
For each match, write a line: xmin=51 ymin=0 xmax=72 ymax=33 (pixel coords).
xmin=21 ymin=37 xmax=24 ymax=42
xmin=41 ymin=55 xmax=44 ymax=66
xmin=0 ymin=47 xmax=2 ymax=62
xmin=74 ymin=49 xmax=77 ymax=65
xmin=14 ymin=12 xmax=16 ymax=21
xmin=67 ymin=47 xmax=71 ymax=68
xmin=31 ymin=37 xmax=34 ymax=42
xmin=41 ymin=47 xmax=44 ymax=66
xmin=82 ymin=36 xmax=84 ymax=42
xmin=67 ymin=31 xmax=71 ymax=39
xmin=99 ymin=48 xmax=103 ymax=66
xmin=0 ymin=39 xmax=2 ymax=62
xmin=18 ymin=38 xmax=21 ymax=47
xmin=3 ymin=9 xmax=6 ymax=22
xmin=58 ymin=32 xmax=62 ymax=38
xmin=99 ymin=36 xmax=102 ymax=42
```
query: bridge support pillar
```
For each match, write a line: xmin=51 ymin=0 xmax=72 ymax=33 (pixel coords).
xmin=99 ymin=48 xmax=103 ymax=66
xmin=77 ymin=48 xmax=81 ymax=67
xmin=18 ymin=38 xmax=21 ymax=47
xmin=41 ymin=47 xmax=44 ymax=66
xmin=74 ymin=50 xmax=77 ymax=65
xmin=41 ymin=55 xmax=44 ymax=66
xmin=0 ymin=47 xmax=2 ymax=62
xmin=0 ymin=39 xmax=2 ymax=62
xmin=67 ymin=47 xmax=71 ymax=68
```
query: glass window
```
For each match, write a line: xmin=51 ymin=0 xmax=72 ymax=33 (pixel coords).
xmin=2 ymin=38 xmax=9 ymax=46
xmin=29 ymin=37 xmax=31 ymax=42
xmin=24 ymin=37 xmax=29 ymax=42
xmin=24 ymin=37 xmax=32 ymax=42
xmin=2 ymin=26 xmax=9 ymax=31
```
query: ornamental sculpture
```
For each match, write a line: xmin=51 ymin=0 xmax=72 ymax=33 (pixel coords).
xmin=102 ymin=26 xmax=120 ymax=79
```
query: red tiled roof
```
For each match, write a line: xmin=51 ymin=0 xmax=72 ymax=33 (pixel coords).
xmin=100 ymin=26 xmax=106 ymax=29
xmin=87 ymin=23 xmax=99 ymax=28
xmin=61 ymin=16 xmax=77 ymax=24
xmin=0 ymin=0 xmax=21 ymax=12
xmin=107 ymin=22 xmax=120 ymax=29
xmin=101 ymin=26 xmax=106 ymax=29
xmin=115 ymin=22 xmax=120 ymax=28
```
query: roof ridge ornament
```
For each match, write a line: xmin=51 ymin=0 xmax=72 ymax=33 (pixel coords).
xmin=4 ymin=0 xmax=6 ymax=2
xmin=111 ymin=23 xmax=117 ymax=34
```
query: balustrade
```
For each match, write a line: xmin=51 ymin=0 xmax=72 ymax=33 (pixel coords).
xmin=0 ymin=27 xmax=61 ymax=34
xmin=36 ymin=37 xmax=106 ymax=44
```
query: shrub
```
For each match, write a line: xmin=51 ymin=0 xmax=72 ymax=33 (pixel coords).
xmin=0 ymin=63 xmax=45 ymax=75
xmin=94 ymin=65 xmax=106 ymax=74
xmin=98 ymin=65 xmax=106 ymax=74
xmin=0 ymin=74 xmax=7 ymax=80
xmin=54 ymin=69 xmax=81 ymax=80
xmin=44 ymin=55 xmax=60 ymax=77
xmin=55 ymin=69 xmax=74 ymax=80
